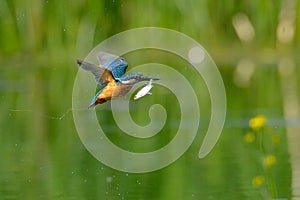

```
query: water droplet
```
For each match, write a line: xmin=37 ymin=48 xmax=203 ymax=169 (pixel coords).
xmin=106 ymin=176 xmax=113 ymax=183
xmin=188 ymin=46 xmax=205 ymax=64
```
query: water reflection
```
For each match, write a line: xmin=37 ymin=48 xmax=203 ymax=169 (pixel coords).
xmin=0 ymin=89 xmax=295 ymax=199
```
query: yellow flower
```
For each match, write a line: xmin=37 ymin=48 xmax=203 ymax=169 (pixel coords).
xmin=252 ymin=175 xmax=265 ymax=187
xmin=249 ymin=115 xmax=267 ymax=130
xmin=244 ymin=132 xmax=255 ymax=143
xmin=263 ymin=155 xmax=276 ymax=167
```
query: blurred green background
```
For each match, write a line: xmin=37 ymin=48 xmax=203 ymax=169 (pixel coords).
xmin=1 ymin=0 xmax=300 ymax=199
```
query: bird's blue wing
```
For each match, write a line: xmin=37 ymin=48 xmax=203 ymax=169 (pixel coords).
xmin=97 ymin=51 xmax=119 ymax=68
xmin=97 ymin=51 xmax=128 ymax=79
xmin=76 ymin=59 xmax=106 ymax=85
xmin=109 ymin=58 xmax=128 ymax=79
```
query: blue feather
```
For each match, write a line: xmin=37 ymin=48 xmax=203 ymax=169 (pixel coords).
xmin=119 ymin=72 xmax=143 ymax=80
xmin=109 ymin=58 xmax=128 ymax=79
xmin=88 ymin=87 xmax=105 ymax=108
xmin=97 ymin=52 xmax=128 ymax=79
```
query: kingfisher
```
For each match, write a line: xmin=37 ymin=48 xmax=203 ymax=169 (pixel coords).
xmin=76 ymin=51 xmax=159 ymax=108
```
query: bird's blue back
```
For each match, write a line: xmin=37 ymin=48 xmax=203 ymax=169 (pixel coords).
xmin=97 ymin=52 xmax=128 ymax=79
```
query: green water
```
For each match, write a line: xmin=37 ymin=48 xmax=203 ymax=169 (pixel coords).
xmin=1 ymin=0 xmax=299 ymax=199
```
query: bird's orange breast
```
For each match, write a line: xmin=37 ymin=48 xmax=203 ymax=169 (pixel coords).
xmin=96 ymin=81 xmax=117 ymax=103
xmin=95 ymin=78 xmax=136 ymax=104
xmin=100 ymin=69 xmax=115 ymax=83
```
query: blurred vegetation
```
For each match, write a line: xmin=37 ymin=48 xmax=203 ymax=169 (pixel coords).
xmin=0 ymin=0 xmax=298 ymax=199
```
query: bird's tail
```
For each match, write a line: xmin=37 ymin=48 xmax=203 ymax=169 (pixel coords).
xmin=88 ymin=103 xmax=96 ymax=109
xmin=88 ymin=96 xmax=97 ymax=109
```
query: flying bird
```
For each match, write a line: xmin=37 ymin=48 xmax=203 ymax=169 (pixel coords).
xmin=76 ymin=52 xmax=159 ymax=108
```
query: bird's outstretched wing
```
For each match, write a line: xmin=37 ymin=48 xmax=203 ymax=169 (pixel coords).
xmin=97 ymin=51 xmax=128 ymax=80
xmin=76 ymin=59 xmax=114 ymax=85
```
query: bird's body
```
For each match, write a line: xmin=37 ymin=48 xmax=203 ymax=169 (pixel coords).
xmin=76 ymin=52 xmax=159 ymax=108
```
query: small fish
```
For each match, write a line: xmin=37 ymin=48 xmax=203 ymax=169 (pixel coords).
xmin=134 ymin=79 xmax=154 ymax=100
